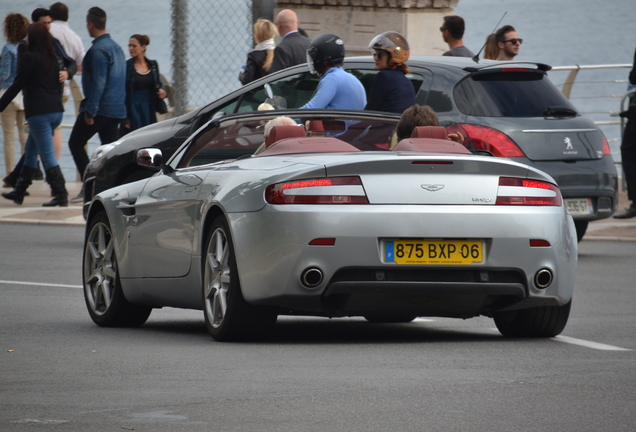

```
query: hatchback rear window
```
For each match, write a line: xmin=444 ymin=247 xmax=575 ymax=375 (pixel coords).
xmin=454 ymin=71 xmax=578 ymax=117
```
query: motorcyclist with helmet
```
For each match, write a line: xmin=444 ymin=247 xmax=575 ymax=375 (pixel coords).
xmin=300 ymin=33 xmax=366 ymax=110
xmin=365 ymin=31 xmax=416 ymax=114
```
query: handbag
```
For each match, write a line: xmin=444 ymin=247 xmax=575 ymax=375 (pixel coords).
xmin=156 ymin=97 xmax=168 ymax=114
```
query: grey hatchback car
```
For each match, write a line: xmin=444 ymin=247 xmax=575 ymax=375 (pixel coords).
xmin=83 ymin=56 xmax=617 ymax=241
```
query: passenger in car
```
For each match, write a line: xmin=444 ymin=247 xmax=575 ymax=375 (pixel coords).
xmin=300 ymin=33 xmax=366 ymax=110
xmin=253 ymin=115 xmax=300 ymax=155
xmin=393 ymin=104 xmax=464 ymax=147
xmin=364 ymin=31 xmax=415 ymax=114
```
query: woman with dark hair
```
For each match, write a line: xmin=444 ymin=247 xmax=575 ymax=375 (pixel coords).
xmin=0 ymin=22 xmax=67 ymax=206
xmin=1 ymin=13 xmax=29 ymax=182
xmin=120 ymin=34 xmax=167 ymax=136
xmin=364 ymin=31 xmax=416 ymax=114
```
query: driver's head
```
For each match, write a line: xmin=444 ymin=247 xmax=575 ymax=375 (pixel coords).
xmin=263 ymin=116 xmax=298 ymax=139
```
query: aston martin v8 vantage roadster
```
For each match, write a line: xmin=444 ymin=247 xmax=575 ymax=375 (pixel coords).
xmin=83 ymin=110 xmax=577 ymax=342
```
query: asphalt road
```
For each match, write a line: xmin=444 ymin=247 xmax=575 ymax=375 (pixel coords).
xmin=1 ymin=224 xmax=635 ymax=431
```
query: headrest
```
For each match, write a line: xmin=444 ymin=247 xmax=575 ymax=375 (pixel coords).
xmin=265 ymin=125 xmax=306 ymax=148
xmin=306 ymin=120 xmax=325 ymax=131
xmin=411 ymin=126 xmax=449 ymax=140
xmin=256 ymin=137 xmax=361 ymax=157
xmin=392 ymin=138 xmax=472 ymax=154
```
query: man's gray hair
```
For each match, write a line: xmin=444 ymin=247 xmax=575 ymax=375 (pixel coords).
xmin=264 ymin=116 xmax=298 ymax=138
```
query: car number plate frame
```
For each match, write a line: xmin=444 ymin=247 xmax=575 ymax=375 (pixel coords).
xmin=564 ymin=198 xmax=593 ymax=216
xmin=385 ymin=240 xmax=484 ymax=265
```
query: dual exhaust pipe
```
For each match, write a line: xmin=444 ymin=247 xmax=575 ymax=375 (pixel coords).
xmin=302 ymin=267 xmax=553 ymax=290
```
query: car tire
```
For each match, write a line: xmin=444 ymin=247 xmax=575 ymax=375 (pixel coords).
xmin=574 ymin=220 xmax=588 ymax=242
xmin=493 ymin=300 xmax=571 ymax=338
xmin=83 ymin=212 xmax=152 ymax=327
xmin=364 ymin=316 xmax=416 ymax=323
xmin=203 ymin=217 xmax=277 ymax=342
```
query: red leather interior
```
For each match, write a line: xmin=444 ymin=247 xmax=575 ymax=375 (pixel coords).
xmin=257 ymin=137 xmax=361 ymax=156
xmin=265 ymin=125 xmax=306 ymax=148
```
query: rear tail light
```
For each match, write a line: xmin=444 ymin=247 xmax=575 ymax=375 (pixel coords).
xmin=265 ymin=176 xmax=369 ymax=204
xmin=602 ymin=133 xmax=611 ymax=155
xmin=461 ymin=124 xmax=526 ymax=157
xmin=496 ymin=177 xmax=562 ymax=206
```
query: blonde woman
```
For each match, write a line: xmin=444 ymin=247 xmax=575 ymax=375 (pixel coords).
xmin=239 ymin=19 xmax=277 ymax=85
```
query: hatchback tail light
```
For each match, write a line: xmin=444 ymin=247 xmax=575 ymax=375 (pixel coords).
xmin=461 ymin=124 xmax=525 ymax=157
xmin=602 ymin=133 xmax=611 ymax=155
xmin=496 ymin=177 xmax=562 ymax=206
xmin=265 ymin=176 xmax=369 ymax=204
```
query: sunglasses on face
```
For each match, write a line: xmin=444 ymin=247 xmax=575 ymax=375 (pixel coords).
xmin=372 ymin=51 xmax=387 ymax=59
xmin=503 ymin=38 xmax=523 ymax=45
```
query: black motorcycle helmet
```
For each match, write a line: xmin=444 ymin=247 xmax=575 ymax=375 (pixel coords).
xmin=306 ymin=33 xmax=345 ymax=75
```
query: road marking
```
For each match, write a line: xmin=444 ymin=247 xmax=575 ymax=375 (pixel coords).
xmin=553 ymin=335 xmax=631 ymax=351
xmin=0 ymin=280 xmax=82 ymax=289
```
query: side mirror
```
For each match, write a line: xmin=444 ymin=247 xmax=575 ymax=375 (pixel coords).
xmin=264 ymin=83 xmax=274 ymax=100
xmin=135 ymin=148 xmax=163 ymax=168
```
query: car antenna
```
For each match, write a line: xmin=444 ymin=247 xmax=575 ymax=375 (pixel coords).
xmin=471 ymin=11 xmax=507 ymax=63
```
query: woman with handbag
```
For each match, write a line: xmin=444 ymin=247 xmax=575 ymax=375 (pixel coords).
xmin=120 ymin=34 xmax=167 ymax=137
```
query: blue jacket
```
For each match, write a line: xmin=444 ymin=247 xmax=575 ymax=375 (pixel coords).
xmin=80 ymin=33 xmax=126 ymax=119
xmin=300 ymin=67 xmax=366 ymax=110
xmin=0 ymin=43 xmax=18 ymax=89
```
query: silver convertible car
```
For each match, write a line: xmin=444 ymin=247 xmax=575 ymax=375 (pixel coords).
xmin=83 ymin=110 xmax=577 ymax=342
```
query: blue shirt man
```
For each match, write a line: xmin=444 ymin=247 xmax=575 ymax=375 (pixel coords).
xmin=300 ymin=66 xmax=366 ymax=110
xmin=80 ymin=33 xmax=126 ymax=119
xmin=68 ymin=7 xmax=126 ymax=202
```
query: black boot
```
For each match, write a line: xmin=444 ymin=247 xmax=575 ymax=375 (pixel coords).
xmin=42 ymin=165 xmax=68 ymax=207
xmin=1 ymin=165 xmax=36 ymax=205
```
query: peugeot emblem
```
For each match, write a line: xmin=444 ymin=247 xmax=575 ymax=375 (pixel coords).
xmin=421 ymin=184 xmax=445 ymax=192
xmin=564 ymin=137 xmax=574 ymax=150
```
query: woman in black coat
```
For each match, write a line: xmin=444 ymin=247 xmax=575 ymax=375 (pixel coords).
xmin=120 ymin=34 xmax=167 ymax=136
xmin=239 ymin=19 xmax=277 ymax=85
xmin=0 ymin=22 xmax=68 ymax=206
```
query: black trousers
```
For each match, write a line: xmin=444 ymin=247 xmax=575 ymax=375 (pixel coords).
xmin=68 ymin=114 xmax=120 ymax=178
xmin=621 ymin=118 xmax=636 ymax=202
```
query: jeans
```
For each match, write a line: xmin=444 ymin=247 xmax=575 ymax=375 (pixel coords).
xmin=68 ymin=113 xmax=120 ymax=178
xmin=23 ymin=111 xmax=63 ymax=170
xmin=1 ymin=101 xmax=27 ymax=175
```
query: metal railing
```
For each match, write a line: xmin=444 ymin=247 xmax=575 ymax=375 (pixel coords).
xmin=549 ymin=64 xmax=631 ymax=138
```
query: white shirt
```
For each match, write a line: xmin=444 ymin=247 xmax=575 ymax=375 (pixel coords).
xmin=50 ymin=20 xmax=86 ymax=96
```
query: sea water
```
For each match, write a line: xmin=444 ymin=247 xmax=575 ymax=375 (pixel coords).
xmin=0 ymin=0 xmax=634 ymax=179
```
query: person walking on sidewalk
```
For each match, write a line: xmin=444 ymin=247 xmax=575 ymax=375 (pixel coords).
xmin=614 ymin=46 xmax=636 ymax=219
xmin=68 ymin=7 xmax=126 ymax=203
xmin=0 ymin=22 xmax=68 ymax=206
xmin=1 ymin=13 xmax=29 ymax=181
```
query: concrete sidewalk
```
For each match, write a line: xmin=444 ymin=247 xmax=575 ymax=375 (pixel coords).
xmin=1 ymin=179 xmax=636 ymax=241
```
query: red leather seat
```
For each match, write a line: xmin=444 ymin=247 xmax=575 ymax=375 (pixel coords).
xmin=392 ymin=138 xmax=472 ymax=154
xmin=265 ymin=125 xmax=306 ymax=148
xmin=257 ymin=137 xmax=361 ymax=156
xmin=411 ymin=126 xmax=450 ymax=140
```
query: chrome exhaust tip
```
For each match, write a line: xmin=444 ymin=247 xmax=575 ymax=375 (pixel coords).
xmin=301 ymin=267 xmax=323 ymax=288
xmin=534 ymin=268 xmax=553 ymax=289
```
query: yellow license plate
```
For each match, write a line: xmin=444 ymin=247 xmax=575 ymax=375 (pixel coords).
xmin=385 ymin=240 xmax=483 ymax=265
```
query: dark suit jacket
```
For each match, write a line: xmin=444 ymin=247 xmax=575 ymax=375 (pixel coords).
xmin=269 ymin=32 xmax=311 ymax=74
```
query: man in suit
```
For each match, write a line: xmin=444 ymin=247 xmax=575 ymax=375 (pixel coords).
xmin=269 ymin=9 xmax=311 ymax=74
